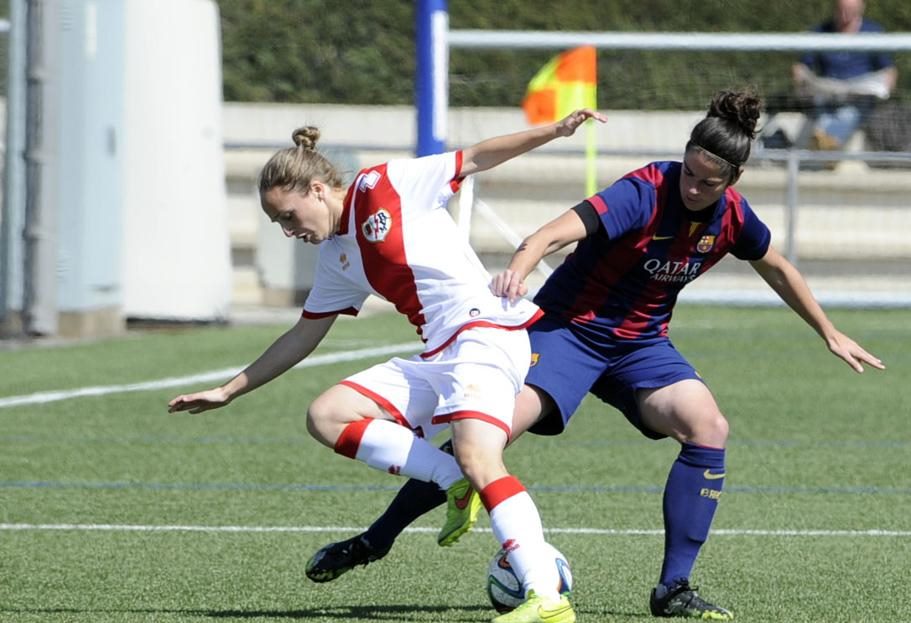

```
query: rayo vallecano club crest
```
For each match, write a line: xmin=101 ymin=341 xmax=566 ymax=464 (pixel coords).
xmin=362 ymin=209 xmax=392 ymax=243
xmin=696 ymin=235 xmax=716 ymax=253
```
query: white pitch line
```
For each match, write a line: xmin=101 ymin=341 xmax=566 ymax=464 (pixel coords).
xmin=0 ymin=342 xmax=418 ymax=409
xmin=1 ymin=523 xmax=909 ymax=537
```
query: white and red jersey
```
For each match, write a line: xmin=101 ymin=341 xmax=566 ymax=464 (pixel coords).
xmin=302 ymin=150 xmax=542 ymax=356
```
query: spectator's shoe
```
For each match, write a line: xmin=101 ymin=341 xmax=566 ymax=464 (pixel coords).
xmin=810 ymin=128 xmax=842 ymax=151
xmin=437 ymin=477 xmax=481 ymax=546
xmin=305 ymin=534 xmax=390 ymax=583
xmin=808 ymin=128 xmax=842 ymax=170
xmin=492 ymin=591 xmax=576 ymax=623
xmin=649 ymin=580 xmax=733 ymax=620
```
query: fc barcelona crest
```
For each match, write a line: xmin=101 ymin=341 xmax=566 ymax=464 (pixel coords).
xmin=696 ymin=235 xmax=715 ymax=253
xmin=361 ymin=209 xmax=392 ymax=243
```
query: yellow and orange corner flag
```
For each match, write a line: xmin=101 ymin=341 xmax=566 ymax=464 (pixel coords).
xmin=522 ymin=46 xmax=597 ymax=124
xmin=522 ymin=46 xmax=598 ymax=194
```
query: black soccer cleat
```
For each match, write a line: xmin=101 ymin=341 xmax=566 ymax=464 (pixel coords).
xmin=305 ymin=534 xmax=391 ymax=583
xmin=649 ymin=580 xmax=733 ymax=620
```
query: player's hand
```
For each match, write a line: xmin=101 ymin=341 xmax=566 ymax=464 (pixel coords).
xmin=826 ymin=331 xmax=885 ymax=373
xmin=490 ymin=269 xmax=528 ymax=304
xmin=555 ymin=109 xmax=607 ymax=137
xmin=168 ymin=387 xmax=232 ymax=414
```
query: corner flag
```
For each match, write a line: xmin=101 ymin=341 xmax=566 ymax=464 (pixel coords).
xmin=522 ymin=46 xmax=599 ymax=195
xmin=522 ymin=46 xmax=597 ymax=124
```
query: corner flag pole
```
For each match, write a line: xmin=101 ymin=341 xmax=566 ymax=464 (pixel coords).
xmin=585 ymin=120 xmax=597 ymax=196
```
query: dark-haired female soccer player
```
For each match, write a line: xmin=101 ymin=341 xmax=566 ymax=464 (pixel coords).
xmin=305 ymin=90 xmax=884 ymax=620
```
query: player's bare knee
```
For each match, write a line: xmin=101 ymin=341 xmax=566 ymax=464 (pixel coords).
xmin=712 ymin=412 xmax=730 ymax=442
xmin=449 ymin=419 xmax=510 ymax=487
xmin=306 ymin=395 xmax=342 ymax=445
xmin=452 ymin=441 xmax=507 ymax=488
xmin=305 ymin=407 xmax=329 ymax=445
xmin=452 ymin=442 xmax=481 ymax=476
xmin=692 ymin=411 xmax=729 ymax=447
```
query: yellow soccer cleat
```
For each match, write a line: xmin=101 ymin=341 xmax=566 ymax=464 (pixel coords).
xmin=437 ymin=477 xmax=482 ymax=546
xmin=491 ymin=591 xmax=576 ymax=623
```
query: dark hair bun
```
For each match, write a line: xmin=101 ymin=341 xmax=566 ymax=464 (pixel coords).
xmin=708 ymin=90 xmax=762 ymax=140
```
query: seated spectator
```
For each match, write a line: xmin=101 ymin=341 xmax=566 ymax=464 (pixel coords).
xmin=759 ymin=0 xmax=897 ymax=154
xmin=792 ymin=0 xmax=897 ymax=151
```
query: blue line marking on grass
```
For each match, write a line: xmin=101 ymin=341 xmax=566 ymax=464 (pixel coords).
xmin=1 ymin=480 xmax=908 ymax=496
xmin=2 ymin=434 xmax=908 ymax=449
xmin=2 ymin=523 xmax=910 ymax=537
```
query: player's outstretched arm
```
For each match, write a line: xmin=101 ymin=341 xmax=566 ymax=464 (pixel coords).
xmin=167 ymin=314 xmax=337 ymax=414
xmin=750 ymin=247 xmax=885 ymax=373
xmin=491 ymin=209 xmax=589 ymax=303
xmin=460 ymin=109 xmax=606 ymax=178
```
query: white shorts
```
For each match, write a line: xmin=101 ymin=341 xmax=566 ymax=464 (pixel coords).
xmin=341 ymin=327 xmax=531 ymax=439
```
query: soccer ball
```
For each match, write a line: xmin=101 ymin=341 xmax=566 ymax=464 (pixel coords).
xmin=486 ymin=542 xmax=573 ymax=613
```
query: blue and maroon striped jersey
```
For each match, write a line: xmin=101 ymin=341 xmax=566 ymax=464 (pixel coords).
xmin=534 ymin=161 xmax=771 ymax=341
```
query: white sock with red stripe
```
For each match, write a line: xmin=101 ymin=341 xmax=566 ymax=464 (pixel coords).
xmin=481 ymin=475 xmax=561 ymax=599
xmin=334 ymin=418 xmax=462 ymax=489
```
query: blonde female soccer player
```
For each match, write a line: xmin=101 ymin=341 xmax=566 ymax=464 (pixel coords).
xmin=168 ymin=108 xmax=607 ymax=623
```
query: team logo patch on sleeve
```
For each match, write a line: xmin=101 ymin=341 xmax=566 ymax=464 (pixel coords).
xmin=358 ymin=170 xmax=381 ymax=191
xmin=696 ymin=235 xmax=716 ymax=253
xmin=361 ymin=209 xmax=392 ymax=242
